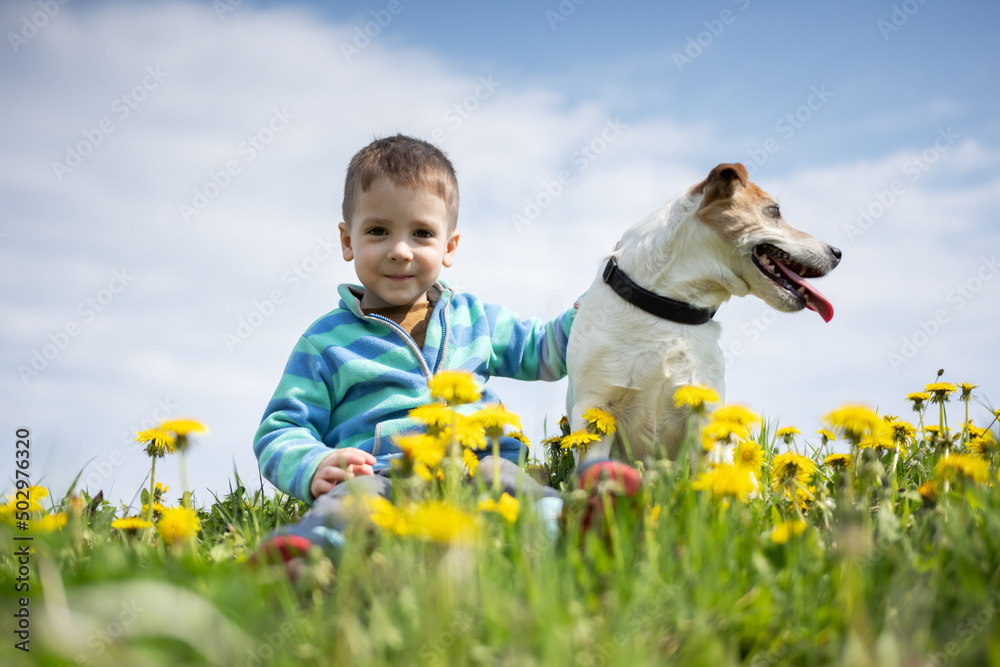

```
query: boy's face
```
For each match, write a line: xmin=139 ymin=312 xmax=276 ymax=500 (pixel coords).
xmin=339 ymin=177 xmax=459 ymax=310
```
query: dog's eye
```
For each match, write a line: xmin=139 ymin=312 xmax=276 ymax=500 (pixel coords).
xmin=766 ymin=204 xmax=781 ymax=218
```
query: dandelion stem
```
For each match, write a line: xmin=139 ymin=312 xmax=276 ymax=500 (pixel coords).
xmin=179 ymin=451 xmax=191 ymax=508
xmin=491 ymin=435 xmax=501 ymax=493
xmin=143 ymin=457 xmax=157 ymax=544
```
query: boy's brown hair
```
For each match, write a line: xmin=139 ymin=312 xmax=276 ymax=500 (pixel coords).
xmin=342 ymin=134 xmax=459 ymax=229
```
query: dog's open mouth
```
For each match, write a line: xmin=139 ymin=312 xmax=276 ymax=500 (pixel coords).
xmin=752 ymin=243 xmax=835 ymax=322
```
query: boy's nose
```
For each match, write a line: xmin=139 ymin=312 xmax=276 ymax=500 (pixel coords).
xmin=387 ymin=239 xmax=413 ymax=261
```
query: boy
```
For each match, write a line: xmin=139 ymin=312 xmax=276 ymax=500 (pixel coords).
xmin=252 ymin=134 xmax=594 ymax=567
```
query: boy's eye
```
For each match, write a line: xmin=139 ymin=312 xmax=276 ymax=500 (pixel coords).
xmin=414 ymin=229 xmax=434 ymax=239
xmin=367 ymin=227 xmax=388 ymax=236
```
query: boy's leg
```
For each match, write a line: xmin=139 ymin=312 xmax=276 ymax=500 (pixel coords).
xmin=252 ymin=474 xmax=393 ymax=568
xmin=476 ymin=455 xmax=558 ymax=500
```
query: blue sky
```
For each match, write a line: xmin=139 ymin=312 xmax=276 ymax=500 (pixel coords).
xmin=2 ymin=0 xmax=998 ymax=507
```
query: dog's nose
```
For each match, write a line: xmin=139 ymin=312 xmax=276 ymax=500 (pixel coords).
xmin=829 ymin=245 xmax=842 ymax=262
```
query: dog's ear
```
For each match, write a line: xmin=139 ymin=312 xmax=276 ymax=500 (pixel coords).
xmin=692 ymin=163 xmax=749 ymax=206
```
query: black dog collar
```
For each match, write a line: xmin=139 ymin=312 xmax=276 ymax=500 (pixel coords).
xmin=602 ymin=257 xmax=716 ymax=325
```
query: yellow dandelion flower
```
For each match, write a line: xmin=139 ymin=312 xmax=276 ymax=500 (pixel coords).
xmin=710 ymin=405 xmax=761 ymax=429
xmin=733 ymin=440 xmax=765 ymax=473
xmin=957 ymin=382 xmax=977 ymax=401
xmin=408 ymin=501 xmax=479 ymax=545
xmin=935 ymin=454 xmax=989 ymax=484
xmin=156 ymin=505 xmax=201 ymax=545
xmin=776 ymin=426 xmax=800 ymax=445
xmin=507 ymin=430 xmax=531 ymax=449
xmin=561 ymin=430 xmax=601 ymax=451
xmin=112 ymin=516 xmax=154 ymax=532
xmin=395 ymin=433 xmax=446 ymax=469
xmin=823 ymin=404 xmax=882 ymax=444
xmin=471 ymin=404 xmax=522 ymax=438
xmin=925 ymin=383 xmax=956 ymax=404
xmin=963 ymin=421 xmax=986 ymax=440
xmin=673 ymin=384 xmax=720 ymax=410
xmin=816 ymin=429 xmax=837 ymax=444
xmin=360 ymin=495 xmax=408 ymax=536
xmin=0 ymin=503 xmax=17 ymax=524
xmin=582 ymin=407 xmax=617 ymax=436
xmin=158 ymin=418 xmax=208 ymax=453
xmin=478 ymin=493 xmax=519 ymax=523
xmin=691 ymin=464 xmax=756 ymax=502
xmin=906 ymin=392 xmax=932 ymax=410
xmin=770 ymin=519 xmax=807 ymax=544
xmin=5 ymin=485 xmax=49 ymax=513
xmin=784 ymin=484 xmax=815 ymax=513
xmin=409 ymin=403 xmax=456 ymax=434
xmin=158 ymin=418 xmax=208 ymax=437
xmin=924 ymin=424 xmax=941 ymax=436
xmin=967 ymin=436 xmax=996 ymax=459
xmin=443 ymin=415 xmax=487 ymax=450
xmin=702 ymin=420 xmax=748 ymax=451
xmin=541 ymin=435 xmax=564 ymax=450
xmin=141 ymin=502 xmax=167 ymax=519
xmin=917 ymin=480 xmax=939 ymax=504
xmin=858 ymin=429 xmax=896 ymax=451
xmin=462 ymin=448 xmax=480 ymax=476
xmin=34 ymin=512 xmax=67 ymax=532
xmin=823 ymin=453 xmax=853 ymax=469
xmin=135 ymin=427 xmax=177 ymax=459
xmin=413 ymin=462 xmax=434 ymax=481
xmin=428 ymin=370 xmax=481 ymax=406
xmin=771 ymin=452 xmax=816 ymax=488
xmin=885 ymin=418 xmax=916 ymax=449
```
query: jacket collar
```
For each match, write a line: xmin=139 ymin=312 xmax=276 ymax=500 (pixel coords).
xmin=339 ymin=281 xmax=452 ymax=319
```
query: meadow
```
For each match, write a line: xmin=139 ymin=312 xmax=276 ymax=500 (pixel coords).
xmin=2 ymin=374 xmax=999 ymax=667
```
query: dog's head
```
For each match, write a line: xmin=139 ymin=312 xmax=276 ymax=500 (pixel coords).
xmin=691 ymin=163 xmax=841 ymax=321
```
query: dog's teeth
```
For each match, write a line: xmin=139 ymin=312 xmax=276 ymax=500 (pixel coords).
xmin=797 ymin=287 xmax=806 ymax=295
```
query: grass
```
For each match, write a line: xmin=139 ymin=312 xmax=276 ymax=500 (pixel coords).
xmin=2 ymin=380 xmax=1000 ymax=666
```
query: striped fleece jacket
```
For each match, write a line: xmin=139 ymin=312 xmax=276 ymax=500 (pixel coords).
xmin=253 ymin=280 xmax=577 ymax=503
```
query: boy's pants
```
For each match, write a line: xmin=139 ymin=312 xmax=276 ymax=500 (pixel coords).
xmin=265 ymin=456 xmax=561 ymax=556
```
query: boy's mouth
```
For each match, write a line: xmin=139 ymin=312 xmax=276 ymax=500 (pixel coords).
xmin=385 ymin=274 xmax=413 ymax=282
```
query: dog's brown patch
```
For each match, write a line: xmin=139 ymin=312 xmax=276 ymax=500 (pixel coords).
xmin=693 ymin=163 xmax=778 ymax=246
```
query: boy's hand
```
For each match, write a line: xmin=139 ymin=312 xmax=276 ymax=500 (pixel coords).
xmin=310 ymin=448 xmax=376 ymax=499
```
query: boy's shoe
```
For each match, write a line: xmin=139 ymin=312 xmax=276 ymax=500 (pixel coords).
xmin=249 ymin=534 xmax=314 ymax=582
xmin=249 ymin=524 xmax=346 ymax=583
xmin=574 ymin=458 xmax=642 ymax=534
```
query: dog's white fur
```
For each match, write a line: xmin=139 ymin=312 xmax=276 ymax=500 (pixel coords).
xmin=566 ymin=163 xmax=841 ymax=463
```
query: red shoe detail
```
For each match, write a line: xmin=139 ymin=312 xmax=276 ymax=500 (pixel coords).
xmin=577 ymin=461 xmax=642 ymax=535
xmin=250 ymin=534 xmax=313 ymax=567
xmin=579 ymin=461 xmax=641 ymax=496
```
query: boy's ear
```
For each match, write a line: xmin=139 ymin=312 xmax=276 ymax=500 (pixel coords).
xmin=441 ymin=231 xmax=460 ymax=268
xmin=338 ymin=222 xmax=354 ymax=261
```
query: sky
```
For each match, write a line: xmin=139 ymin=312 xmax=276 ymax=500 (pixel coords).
xmin=2 ymin=0 xmax=999 ymax=508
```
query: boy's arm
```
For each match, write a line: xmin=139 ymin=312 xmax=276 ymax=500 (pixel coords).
xmin=485 ymin=301 xmax=578 ymax=381
xmin=253 ymin=336 xmax=343 ymax=503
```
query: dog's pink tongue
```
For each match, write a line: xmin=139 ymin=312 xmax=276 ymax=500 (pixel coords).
xmin=771 ymin=258 xmax=835 ymax=322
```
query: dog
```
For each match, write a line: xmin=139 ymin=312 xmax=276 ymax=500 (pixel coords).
xmin=566 ymin=162 xmax=841 ymax=464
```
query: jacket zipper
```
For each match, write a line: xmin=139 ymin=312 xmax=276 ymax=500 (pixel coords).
xmin=432 ymin=299 xmax=450 ymax=374
xmin=363 ymin=313 xmax=433 ymax=380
